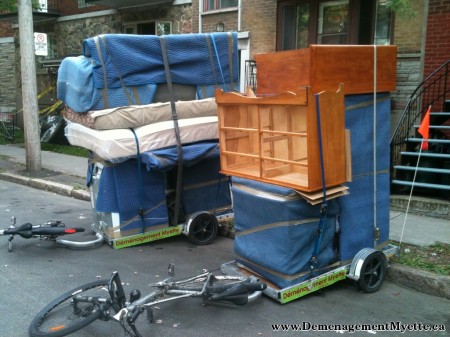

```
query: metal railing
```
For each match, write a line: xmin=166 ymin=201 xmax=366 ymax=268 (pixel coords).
xmin=390 ymin=60 xmax=450 ymax=179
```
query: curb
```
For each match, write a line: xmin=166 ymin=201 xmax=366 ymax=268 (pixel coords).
xmin=0 ymin=172 xmax=91 ymax=202
xmin=387 ymin=263 xmax=450 ymax=300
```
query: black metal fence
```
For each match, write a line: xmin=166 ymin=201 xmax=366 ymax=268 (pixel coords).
xmin=390 ymin=60 xmax=450 ymax=178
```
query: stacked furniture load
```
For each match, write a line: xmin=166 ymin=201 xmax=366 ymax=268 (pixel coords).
xmin=216 ymin=45 xmax=397 ymax=292
xmin=58 ymin=33 xmax=239 ymax=248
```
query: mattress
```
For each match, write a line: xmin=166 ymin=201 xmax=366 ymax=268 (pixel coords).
xmin=63 ymin=98 xmax=217 ymax=130
xmin=65 ymin=116 xmax=219 ymax=162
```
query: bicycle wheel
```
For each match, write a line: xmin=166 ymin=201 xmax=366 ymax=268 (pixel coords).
xmin=29 ymin=280 xmax=109 ymax=337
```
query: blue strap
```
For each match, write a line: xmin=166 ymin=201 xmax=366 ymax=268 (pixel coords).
xmin=130 ymin=128 xmax=146 ymax=233
xmin=309 ymin=94 xmax=329 ymax=274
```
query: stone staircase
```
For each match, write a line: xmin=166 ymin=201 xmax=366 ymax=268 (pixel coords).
xmin=390 ymin=60 xmax=450 ymax=197
xmin=392 ymin=111 xmax=450 ymax=194
xmin=390 ymin=194 xmax=450 ymax=220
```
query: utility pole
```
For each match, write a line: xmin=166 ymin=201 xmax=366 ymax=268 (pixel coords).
xmin=18 ymin=0 xmax=41 ymax=171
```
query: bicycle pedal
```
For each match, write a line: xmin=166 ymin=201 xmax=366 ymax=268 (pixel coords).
xmin=147 ymin=308 xmax=154 ymax=323
xmin=168 ymin=263 xmax=175 ymax=277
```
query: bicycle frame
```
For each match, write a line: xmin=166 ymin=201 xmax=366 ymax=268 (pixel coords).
xmin=1 ymin=216 xmax=103 ymax=251
xmin=29 ymin=264 xmax=266 ymax=337
xmin=118 ymin=270 xmax=212 ymax=315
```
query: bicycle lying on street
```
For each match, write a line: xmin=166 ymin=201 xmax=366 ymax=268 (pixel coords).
xmin=0 ymin=216 xmax=103 ymax=252
xmin=29 ymin=264 xmax=267 ymax=337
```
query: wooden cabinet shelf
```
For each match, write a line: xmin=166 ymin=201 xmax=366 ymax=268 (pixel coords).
xmin=254 ymin=45 xmax=397 ymax=95
xmin=215 ymin=86 xmax=347 ymax=192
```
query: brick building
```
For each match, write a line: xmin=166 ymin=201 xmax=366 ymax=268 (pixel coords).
xmin=0 ymin=0 xmax=448 ymax=130
xmin=424 ymin=0 xmax=450 ymax=78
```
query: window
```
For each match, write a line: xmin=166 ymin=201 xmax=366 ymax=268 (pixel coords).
xmin=123 ymin=22 xmax=172 ymax=36
xmin=203 ymin=0 xmax=238 ymax=11
xmin=46 ymin=34 xmax=57 ymax=59
xmin=78 ymin=0 xmax=93 ymax=8
xmin=279 ymin=1 xmax=310 ymax=50
xmin=277 ymin=0 xmax=393 ymax=51
xmin=317 ymin=0 xmax=349 ymax=44
xmin=374 ymin=0 xmax=391 ymax=45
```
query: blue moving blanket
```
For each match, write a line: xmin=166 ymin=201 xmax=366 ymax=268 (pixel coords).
xmin=83 ymin=32 xmax=239 ymax=89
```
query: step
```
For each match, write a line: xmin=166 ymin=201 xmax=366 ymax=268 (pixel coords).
xmin=413 ymin=125 xmax=450 ymax=129
xmin=390 ymin=194 xmax=450 ymax=220
xmin=392 ymin=180 xmax=450 ymax=190
xmin=400 ymin=151 xmax=450 ymax=158
xmin=394 ymin=165 xmax=450 ymax=174
xmin=430 ymin=112 xmax=450 ymax=116
xmin=405 ymin=138 xmax=450 ymax=144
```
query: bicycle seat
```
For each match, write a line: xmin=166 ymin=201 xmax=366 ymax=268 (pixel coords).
xmin=209 ymin=281 xmax=267 ymax=306
xmin=5 ymin=223 xmax=33 ymax=238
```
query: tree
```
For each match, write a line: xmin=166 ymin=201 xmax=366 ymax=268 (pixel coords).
xmin=0 ymin=0 xmax=17 ymax=11
xmin=0 ymin=0 xmax=42 ymax=11
xmin=387 ymin=0 xmax=416 ymax=19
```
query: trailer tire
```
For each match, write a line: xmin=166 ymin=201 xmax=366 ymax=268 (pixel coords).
xmin=187 ymin=212 xmax=218 ymax=245
xmin=356 ymin=250 xmax=387 ymax=293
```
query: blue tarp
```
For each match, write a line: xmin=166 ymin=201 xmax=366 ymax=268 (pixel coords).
xmin=337 ymin=93 xmax=391 ymax=261
xmin=140 ymin=141 xmax=220 ymax=171
xmin=57 ymin=56 xmax=157 ymax=112
xmin=91 ymin=142 xmax=231 ymax=231
xmin=232 ymin=177 xmax=340 ymax=289
xmin=58 ymin=32 xmax=239 ymax=112
xmin=82 ymin=33 xmax=239 ymax=89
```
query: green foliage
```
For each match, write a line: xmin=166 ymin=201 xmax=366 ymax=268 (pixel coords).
xmin=386 ymin=0 xmax=416 ymax=19
xmin=0 ymin=0 xmax=43 ymax=12
xmin=41 ymin=143 xmax=89 ymax=158
xmin=0 ymin=127 xmax=89 ymax=158
xmin=391 ymin=241 xmax=450 ymax=276
xmin=0 ymin=0 xmax=17 ymax=11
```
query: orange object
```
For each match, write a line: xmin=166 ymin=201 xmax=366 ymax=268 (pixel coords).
xmin=418 ymin=106 xmax=431 ymax=150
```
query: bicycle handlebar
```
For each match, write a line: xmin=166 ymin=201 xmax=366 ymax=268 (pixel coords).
xmin=2 ymin=223 xmax=85 ymax=238
xmin=2 ymin=223 xmax=33 ymax=238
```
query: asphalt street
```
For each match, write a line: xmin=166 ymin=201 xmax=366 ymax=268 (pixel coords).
xmin=0 ymin=180 xmax=448 ymax=337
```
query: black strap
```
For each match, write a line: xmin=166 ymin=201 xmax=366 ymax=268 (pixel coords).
xmin=205 ymin=35 xmax=219 ymax=87
xmin=160 ymin=36 xmax=184 ymax=227
xmin=309 ymin=93 xmax=329 ymax=277
xmin=227 ymin=32 xmax=235 ymax=91
xmin=97 ymin=35 xmax=134 ymax=107
xmin=130 ymin=128 xmax=146 ymax=233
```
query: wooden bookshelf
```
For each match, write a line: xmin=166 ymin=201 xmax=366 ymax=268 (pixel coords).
xmin=215 ymin=86 xmax=346 ymax=192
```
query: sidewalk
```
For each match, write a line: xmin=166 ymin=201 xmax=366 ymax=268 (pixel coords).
xmin=0 ymin=143 xmax=449 ymax=298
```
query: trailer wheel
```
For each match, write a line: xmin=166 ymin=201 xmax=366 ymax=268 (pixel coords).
xmin=356 ymin=250 xmax=387 ymax=293
xmin=187 ymin=212 xmax=218 ymax=245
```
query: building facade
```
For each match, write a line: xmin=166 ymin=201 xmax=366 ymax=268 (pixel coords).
xmin=0 ymin=0 xmax=448 ymax=130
